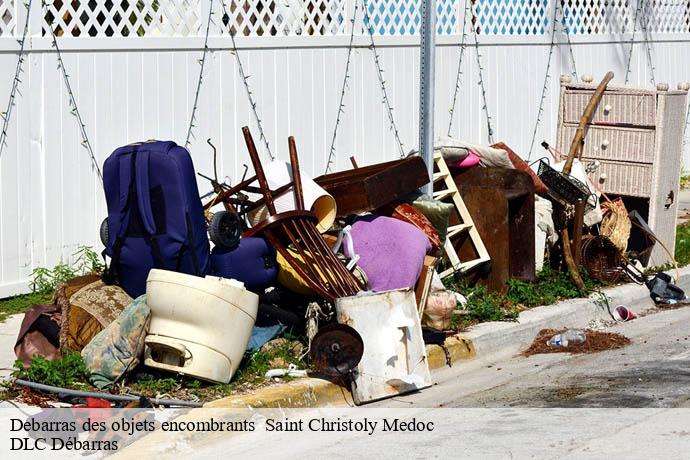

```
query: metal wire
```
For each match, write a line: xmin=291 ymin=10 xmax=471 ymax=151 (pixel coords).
xmin=447 ymin=0 xmax=470 ymax=137
xmin=44 ymin=0 xmax=102 ymax=182
xmin=0 ymin=0 xmax=33 ymax=157
xmin=559 ymin=1 xmax=578 ymax=80
xmin=185 ymin=0 xmax=215 ymax=149
xmin=527 ymin=0 xmax=559 ymax=161
xmin=639 ymin=0 xmax=656 ymax=86
xmin=325 ymin=0 xmax=359 ymax=174
xmin=361 ymin=0 xmax=405 ymax=159
xmin=470 ymin=19 xmax=494 ymax=144
xmin=624 ymin=0 xmax=642 ymax=84
xmin=220 ymin=1 xmax=274 ymax=160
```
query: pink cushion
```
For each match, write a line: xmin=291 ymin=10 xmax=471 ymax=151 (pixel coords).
xmin=450 ymin=151 xmax=480 ymax=169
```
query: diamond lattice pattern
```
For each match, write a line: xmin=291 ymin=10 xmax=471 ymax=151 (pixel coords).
xmin=0 ymin=0 xmax=16 ymax=36
xmin=22 ymin=0 xmax=690 ymax=38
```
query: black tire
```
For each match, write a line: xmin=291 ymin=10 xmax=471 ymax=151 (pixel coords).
xmin=208 ymin=211 xmax=242 ymax=249
xmin=257 ymin=303 xmax=303 ymax=328
xmin=99 ymin=218 xmax=109 ymax=247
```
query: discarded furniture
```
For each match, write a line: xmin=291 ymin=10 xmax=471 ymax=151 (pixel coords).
xmin=557 ymin=75 xmax=689 ymax=266
xmin=336 ymin=289 xmax=431 ymax=405
xmin=433 ymin=152 xmax=491 ymax=278
xmin=242 ymin=127 xmax=363 ymax=301
xmin=248 ymin=161 xmax=337 ymax=233
xmin=314 ymin=156 xmax=429 ymax=216
xmin=451 ymin=167 xmax=536 ymax=293
xmin=144 ymin=269 xmax=258 ymax=384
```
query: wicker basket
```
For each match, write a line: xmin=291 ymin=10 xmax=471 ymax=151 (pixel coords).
xmin=581 ymin=235 xmax=625 ymax=284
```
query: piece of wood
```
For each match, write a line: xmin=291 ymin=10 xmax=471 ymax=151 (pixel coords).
xmin=241 ymin=127 xmax=363 ymax=302
xmin=415 ymin=256 xmax=438 ymax=318
xmin=452 ymin=168 xmax=535 ymax=293
xmin=561 ymin=72 xmax=614 ymax=291
xmin=314 ymin=157 xmax=429 ymax=216
xmin=572 ymin=199 xmax=585 ymax=267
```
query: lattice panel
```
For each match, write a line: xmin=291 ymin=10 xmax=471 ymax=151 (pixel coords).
xmin=362 ymin=0 xmax=458 ymax=36
xmin=216 ymin=0 xmax=348 ymax=36
xmin=560 ymin=0 xmax=632 ymax=35
xmin=645 ymin=0 xmax=690 ymax=34
xmin=0 ymin=0 xmax=16 ymax=36
xmin=42 ymin=0 xmax=201 ymax=37
xmin=18 ymin=0 xmax=690 ymax=38
xmin=473 ymin=0 xmax=550 ymax=35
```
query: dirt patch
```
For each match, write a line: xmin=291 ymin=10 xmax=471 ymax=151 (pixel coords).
xmin=655 ymin=301 xmax=690 ymax=311
xmin=523 ymin=328 xmax=631 ymax=356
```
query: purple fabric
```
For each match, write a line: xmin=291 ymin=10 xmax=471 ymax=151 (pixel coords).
xmin=344 ymin=215 xmax=431 ymax=292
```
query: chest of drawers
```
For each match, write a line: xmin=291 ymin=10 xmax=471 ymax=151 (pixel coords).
xmin=556 ymin=75 xmax=688 ymax=267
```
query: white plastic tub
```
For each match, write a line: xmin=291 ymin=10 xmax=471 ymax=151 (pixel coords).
xmin=144 ymin=269 xmax=258 ymax=383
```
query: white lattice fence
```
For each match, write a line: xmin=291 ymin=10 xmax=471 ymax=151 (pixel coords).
xmin=42 ymin=0 xmax=202 ymax=37
xmin=0 ymin=0 xmax=15 ymax=36
xmin=216 ymin=0 xmax=348 ymax=36
xmin=14 ymin=0 xmax=690 ymax=38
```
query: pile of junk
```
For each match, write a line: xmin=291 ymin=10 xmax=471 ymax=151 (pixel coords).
xmin=11 ymin=71 xmax=688 ymax=406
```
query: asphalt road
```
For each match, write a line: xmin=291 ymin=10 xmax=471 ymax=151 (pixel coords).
xmin=372 ymin=305 xmax=690 ymax=409
xmin=180 ymin=306 xmax=690 ymax=460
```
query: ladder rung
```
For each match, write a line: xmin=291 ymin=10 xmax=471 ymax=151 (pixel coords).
xmin=433 ymin=152 xmax=442 ymax=160
xmin=432 ymin=172 xmax=448 ymax=182
xmin=433 ymin=189 xmax=453 ymax=200
xmin=447 ymin=223 xmax=472 ymax=238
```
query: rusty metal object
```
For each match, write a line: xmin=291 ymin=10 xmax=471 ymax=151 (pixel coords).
xmin=314 ymin=156 xmax=429 ymax=216
xmin=241 ymin=127 xmax=363 ymax=302
xmin=451 ymin=167 xmax=535 ymax=293
xmin=310 ymin=323 xmax=364 ymax=377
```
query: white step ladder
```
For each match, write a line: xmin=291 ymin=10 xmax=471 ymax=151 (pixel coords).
xmin=433 ymin=152 xmax=491 ymax=279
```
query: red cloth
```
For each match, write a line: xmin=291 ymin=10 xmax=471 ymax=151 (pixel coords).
xmin=492 ymin=142 xmax=549 ymax=194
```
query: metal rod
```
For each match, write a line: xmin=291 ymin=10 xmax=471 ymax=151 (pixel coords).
xmin=419 ymin=0 xmax=436 ymax=196
xmin=14 ymin=379 xmax=203 ymax=408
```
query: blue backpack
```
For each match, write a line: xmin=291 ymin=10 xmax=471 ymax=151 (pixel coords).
xmin=102 ymin=141 xmax=210 ymax=298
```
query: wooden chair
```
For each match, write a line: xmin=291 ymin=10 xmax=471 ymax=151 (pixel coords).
xmin=240 ymin=126 xmax=363 ymax=301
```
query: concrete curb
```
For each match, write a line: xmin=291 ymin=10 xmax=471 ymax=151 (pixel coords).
xmin=207 ymin=265 xmax=690 ymax=409
xmin=115 ymin=267 xmax=690 ymax=457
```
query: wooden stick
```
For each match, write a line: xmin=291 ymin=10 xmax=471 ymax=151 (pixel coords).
xmin=288 ymin=136 xmax=305 ymax=211
xmin=561 ymin=72 xmax=614 ymax=290
xmin=242 ymin=126 xmax=277 ymax=215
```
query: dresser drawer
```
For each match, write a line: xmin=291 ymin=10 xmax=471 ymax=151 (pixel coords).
xmin=587 ymin=160 xmax=653 ymax=197
xmin=563 ymin=90 xmax=656 ymax=127
xmin=558 ymin=124 xmax=656 ymax=163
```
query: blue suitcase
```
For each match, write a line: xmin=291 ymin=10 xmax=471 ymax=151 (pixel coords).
xmin=210 ymin=237 xmax=277 ymax=293
xmin=102 ymin=141 xmax=210 ymax=298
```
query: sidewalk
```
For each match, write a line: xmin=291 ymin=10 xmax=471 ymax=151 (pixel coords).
xmin=0 ymin=314 xmax=22 ymax=379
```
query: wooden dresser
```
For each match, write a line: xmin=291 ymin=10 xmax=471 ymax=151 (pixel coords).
xmin=556 ymin=74 xmax=688 ymax=266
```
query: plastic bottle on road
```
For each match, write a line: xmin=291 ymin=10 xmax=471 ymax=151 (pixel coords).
xmin=546 ymin=329 xmax=586 ymax=347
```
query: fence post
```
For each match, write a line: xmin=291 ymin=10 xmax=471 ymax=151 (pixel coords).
xmin=419 ymin=0 xmax=436 ymax=195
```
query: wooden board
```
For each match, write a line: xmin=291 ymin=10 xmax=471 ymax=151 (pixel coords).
xmin=314 ymin=157 xmax=429 ymax=216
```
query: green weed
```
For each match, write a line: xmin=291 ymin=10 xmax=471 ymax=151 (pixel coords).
xmin=30 ymin=246 xmax=102 ymax=294
xmin=676 ymin=223 xmax=690 ymax=267
xmin=0 ymin=291 xmax=52 ymax=323
xmin=13 ymin=351 xmax=88 ymax=388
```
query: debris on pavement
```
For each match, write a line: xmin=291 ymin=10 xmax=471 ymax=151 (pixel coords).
xmin=524 ymin=328 xmax=631 ymax=356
